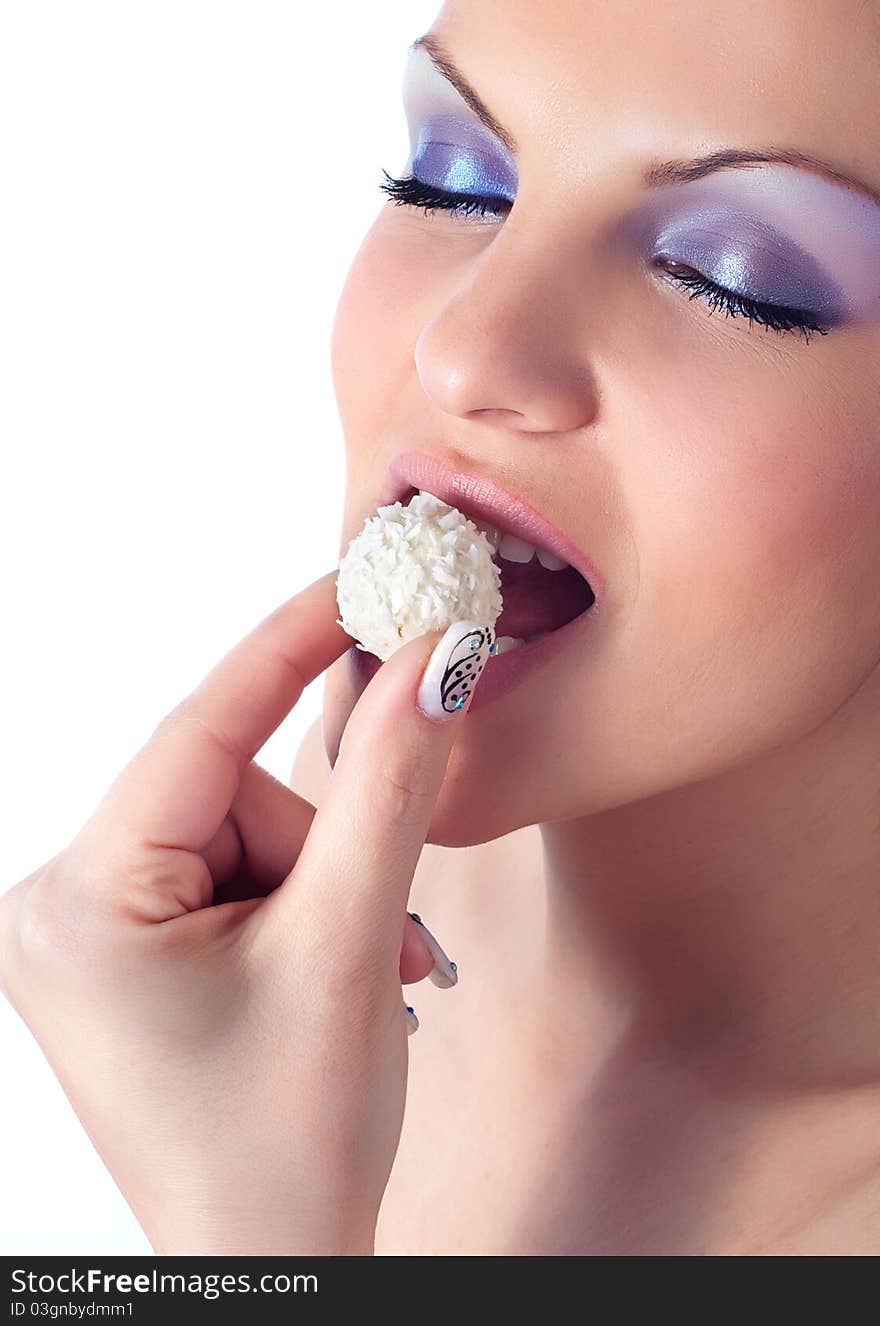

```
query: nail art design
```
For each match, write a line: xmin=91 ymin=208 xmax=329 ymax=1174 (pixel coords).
xmin=416 ymin=620 xmax=496 ymax=720
xmin=405 ymin=1004 xmax=419 ymax=1035
xmin=408 ymin=911 xmax=459 ymax=988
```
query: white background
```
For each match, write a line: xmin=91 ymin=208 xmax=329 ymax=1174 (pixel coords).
xmin=0 ymin=0 xmax=440 ymax=1254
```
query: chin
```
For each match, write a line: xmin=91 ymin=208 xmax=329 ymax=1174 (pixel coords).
xmin=424 ymin=743 xmax=537 ymax=848
xmin=321 ymin=653 xmax=540 ymax=848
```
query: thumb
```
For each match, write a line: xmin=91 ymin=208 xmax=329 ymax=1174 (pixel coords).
xmin=274 ymin=619 xmax=496 ymax=945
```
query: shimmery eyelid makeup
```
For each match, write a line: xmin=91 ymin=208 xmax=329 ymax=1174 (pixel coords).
xmin=652 ymin=207 xmax=847 ymax=320
xmin=400 ymin=44 xmax=880 ymax=323
xmin=401 ymin=44 xmax=518 ymax=199
xmin=638 ymin=170 xmax=880 ymax=322
xmin=407 ymin=115 xmax=517 ymax=201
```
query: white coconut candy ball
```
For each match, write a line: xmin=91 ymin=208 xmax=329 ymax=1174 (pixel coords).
xmin=335 ymin=490 xmax=503 ymax=662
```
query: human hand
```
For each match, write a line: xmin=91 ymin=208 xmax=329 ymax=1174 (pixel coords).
xmin=0 ymin=571 xmax=494 ymax=1254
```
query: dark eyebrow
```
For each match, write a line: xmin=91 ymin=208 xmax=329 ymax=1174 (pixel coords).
xmin=646 ymin=147 xmax=880 ymax=207
xmin=410 ymin=33 xmax=517 ymax=156
xmin=410 ymin=32 xmax=880 ymax=209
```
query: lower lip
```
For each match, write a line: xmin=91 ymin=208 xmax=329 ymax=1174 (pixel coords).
xmin=352 ymin=604 xmax=600 ymax=712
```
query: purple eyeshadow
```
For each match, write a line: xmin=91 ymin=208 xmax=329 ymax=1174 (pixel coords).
xmin=408 ymin=114 xmax=518 ymax=200
xmin=402 ymin=45 xmax=880 ymax=327
xmin=653 ymin=209 xmax=849 ymax=319
xmin=633 ymin=169 xmax=880 ymax=325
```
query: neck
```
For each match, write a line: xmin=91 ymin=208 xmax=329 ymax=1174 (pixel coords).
xmin=531 ymin=682 xmax=880 ymax=1096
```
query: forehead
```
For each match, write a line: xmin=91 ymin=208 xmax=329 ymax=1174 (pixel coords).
xmin=434 ymin=0 xmax=880 ymax=197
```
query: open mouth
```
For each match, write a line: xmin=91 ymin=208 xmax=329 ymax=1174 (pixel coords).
xmin=349 ymin=453 xmax=604 ymax=695
xmin=394 ymin=484 xmax=596 ymax=653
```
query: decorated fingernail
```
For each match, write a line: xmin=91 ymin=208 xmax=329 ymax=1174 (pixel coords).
xmin=408 ymin=911 xmax=458 ymax=988
xmin=405 ymin=1003 xmax=419 ymax=1035
xmin=416 ymin=621 xmax=495 ymax=721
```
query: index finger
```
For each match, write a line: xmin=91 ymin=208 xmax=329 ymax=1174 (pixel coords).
xmin=88 ymin=570 xmax=352 ymax=850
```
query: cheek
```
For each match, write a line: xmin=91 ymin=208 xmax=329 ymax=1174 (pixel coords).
xmin=329 ymin=221 xmax=415 ymax=554
xmin=330 ymin=217 xmax=431 ymax=444
xmin=630 ymin=347 xmax=880 ymax=749
xmin=331 ymin=223 xmax=391 ymax=436
xmin=330 ymin=216 xmax=481 ymax=558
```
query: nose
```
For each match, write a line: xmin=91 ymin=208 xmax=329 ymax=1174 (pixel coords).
xmin=413 ymin=223 xmax=599 ymax=435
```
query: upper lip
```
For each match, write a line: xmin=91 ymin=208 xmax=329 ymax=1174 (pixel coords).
xmin=379 ymin=450 xmax=603 ymax=603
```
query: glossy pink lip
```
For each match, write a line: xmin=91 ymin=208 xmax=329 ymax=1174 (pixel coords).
xmin=379 ymin=450 xmax=605 ymax=605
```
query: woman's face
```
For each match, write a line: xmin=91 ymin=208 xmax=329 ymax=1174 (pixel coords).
xmin=323 ymin=0 xmax=880 ymax=847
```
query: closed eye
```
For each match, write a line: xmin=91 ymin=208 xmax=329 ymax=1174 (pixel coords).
xmin=379 ymin=169 xmax=510 ymax=221
xmin=379 ymin=170 xmax=830 ymax=344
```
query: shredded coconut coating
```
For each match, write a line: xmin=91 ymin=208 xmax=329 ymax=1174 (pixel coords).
xmin=335 ymin=490 xmax=504 ymax=662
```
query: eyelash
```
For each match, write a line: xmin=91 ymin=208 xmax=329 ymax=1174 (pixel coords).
xmin=378 ymin=169 xmax=830 ymax=344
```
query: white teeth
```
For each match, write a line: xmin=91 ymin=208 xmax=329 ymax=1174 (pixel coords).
xmin=494 ymin=630 xmax=551 ymax=653
xmin=469 ymin=518 xmax=502 ymax=552
xmin=497 ymin=532 xmax=537 ymax=563
xmin=411 ymin=490 xmax=568 ymax=571
xmin=496 ymin=531 xmax=569 ymax=571
xmin=536 ymin=547 xmax=568 ymax=571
